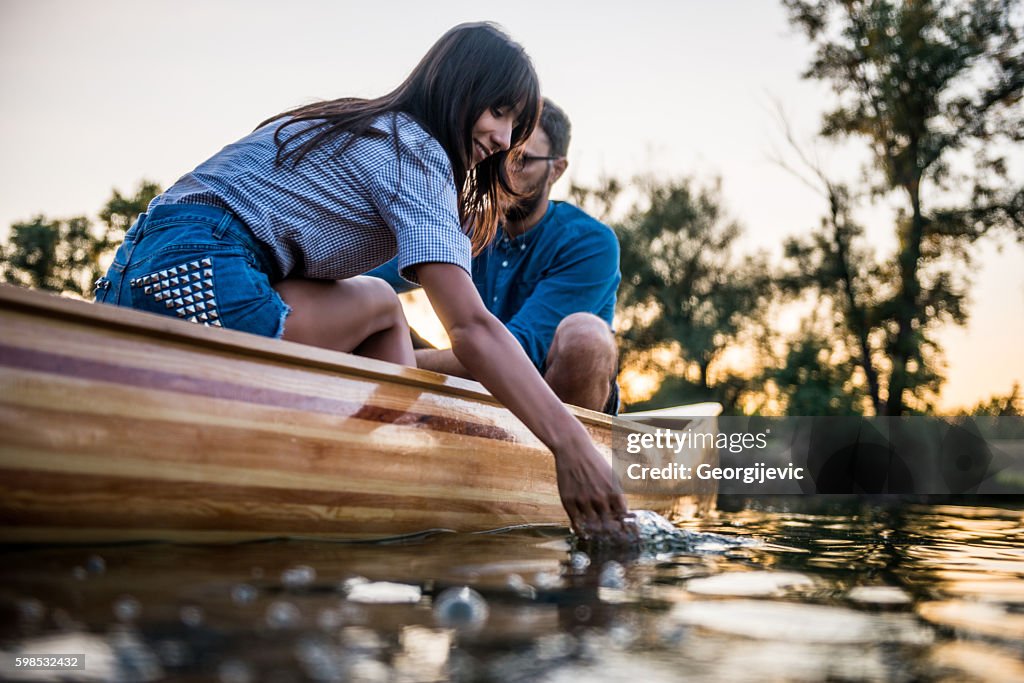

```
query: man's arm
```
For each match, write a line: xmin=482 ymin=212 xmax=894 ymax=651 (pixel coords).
xmin=414 ymin=348 xmax=470 ymax=377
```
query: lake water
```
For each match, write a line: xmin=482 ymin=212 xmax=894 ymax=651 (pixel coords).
xmin=1 ymin=500 xmax=1022 ymax=682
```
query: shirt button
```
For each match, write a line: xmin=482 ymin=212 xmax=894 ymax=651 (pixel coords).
xmin=501 ymin=260 xmax=508 ymax=267
xmin=520 ymin=245 xmax=525 ymax=251
xmin=492 ymin=296 xmax=498 ymax=302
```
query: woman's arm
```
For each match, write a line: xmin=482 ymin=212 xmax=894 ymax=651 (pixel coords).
xmin=416 ymin=261 xmax=631 ymax=543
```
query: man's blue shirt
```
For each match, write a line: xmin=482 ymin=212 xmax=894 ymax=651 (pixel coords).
xmin=368 ymin=200 xmax=620 ymax=371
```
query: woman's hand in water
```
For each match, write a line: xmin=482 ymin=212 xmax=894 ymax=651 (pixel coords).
xmin=553 ymin=436 xmax=634 ymax=544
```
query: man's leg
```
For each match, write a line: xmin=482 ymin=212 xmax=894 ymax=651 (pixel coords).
xmin=543 ymin=313 xmax=618 ymax=412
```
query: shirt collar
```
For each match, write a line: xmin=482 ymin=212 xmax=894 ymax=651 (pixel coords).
xmin=499 ymin=201 xmax=554 ymax=249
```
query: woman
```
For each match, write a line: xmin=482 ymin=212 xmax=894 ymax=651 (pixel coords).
xmin=95 ymin=22 xmax=630 ymax=543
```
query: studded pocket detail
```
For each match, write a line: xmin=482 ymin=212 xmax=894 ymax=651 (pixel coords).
xmin=129 ymin=257 xmax=222 ymax=327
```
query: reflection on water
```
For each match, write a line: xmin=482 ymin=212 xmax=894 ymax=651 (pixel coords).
xmin=1 ymin=502 xmax=1022 ymax=682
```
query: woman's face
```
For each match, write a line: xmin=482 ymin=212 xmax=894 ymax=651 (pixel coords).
xmin=469 ymin=105 xmax=519 ymax=169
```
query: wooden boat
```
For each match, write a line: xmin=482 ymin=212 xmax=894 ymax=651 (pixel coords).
xmin=0 ymin=284 xmax=719 ymax=544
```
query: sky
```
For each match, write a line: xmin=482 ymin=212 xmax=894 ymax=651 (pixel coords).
xmin=1 ymin=0 xmax=1021 ymax=411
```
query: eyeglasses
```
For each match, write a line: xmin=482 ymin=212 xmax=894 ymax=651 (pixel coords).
xmin=511 ymin=155 xmax=563 ymax=171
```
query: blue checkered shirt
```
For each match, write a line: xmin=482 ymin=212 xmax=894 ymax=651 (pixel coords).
xmin=152 ymin=113 xmax=470 ymax=283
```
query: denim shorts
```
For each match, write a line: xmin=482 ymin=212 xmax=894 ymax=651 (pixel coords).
xmin=94 ymin=203 xmax=290 ymax=338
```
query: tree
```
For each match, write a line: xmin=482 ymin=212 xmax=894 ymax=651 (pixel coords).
xmin=0 ymin=180 xmax=160 ymax=298
xmin=573 ymin=177 xmax=771 ymax=412
xmin=0 ymin=215 xmax=101 ymax=296
xmin=962 ymin=382 xmax=1022 ymax=416
xmin=784 ymin=185 xmax=891 ymax=414
xmin=765 ymin=320 xmax=870 ymax=415
xmin=98 ymin=180 xmax=161 ymax=251
xmin=771 ymin=133 xmax=942 ymax=414
xmin=783 ymin=0 xmax=1024 ymax=415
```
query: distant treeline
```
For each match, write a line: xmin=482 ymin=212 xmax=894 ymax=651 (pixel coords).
xmin=0 ymin=181 xmax=159 ymax=298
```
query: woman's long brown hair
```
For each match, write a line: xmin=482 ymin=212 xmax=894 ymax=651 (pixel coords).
xmin=259 ymin=22 xmax=541 ymax=255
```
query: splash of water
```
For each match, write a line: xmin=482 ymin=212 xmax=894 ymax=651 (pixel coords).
xmin=624 ymin=509 xmax=756 ymax=554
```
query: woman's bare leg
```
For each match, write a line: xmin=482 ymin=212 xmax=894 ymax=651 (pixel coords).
xmin=274 ymin=276 xmax=415 ymax=366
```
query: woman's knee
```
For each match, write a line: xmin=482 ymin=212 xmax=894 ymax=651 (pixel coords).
xmin=273 ymin=276 xmax=407 ymax=350
xmin=354 ymin=276 xmax=407 ymax=326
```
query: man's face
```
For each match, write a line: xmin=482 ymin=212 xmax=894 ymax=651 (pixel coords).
xmin=506 ymin=127 xmax=556 ymax=222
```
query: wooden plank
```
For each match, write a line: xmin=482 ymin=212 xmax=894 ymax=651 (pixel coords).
xmin=0 ymin=469 xmax=553 ymax=534
xmin=0 ymin=284 xmax=616 ymax=426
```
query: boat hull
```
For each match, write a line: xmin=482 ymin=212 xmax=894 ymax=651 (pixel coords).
xmin=0 ymin=285 xmax=717 ymax=543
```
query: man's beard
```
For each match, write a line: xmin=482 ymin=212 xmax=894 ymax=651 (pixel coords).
xmin=505 ymin=171 xmax=549 ymax=222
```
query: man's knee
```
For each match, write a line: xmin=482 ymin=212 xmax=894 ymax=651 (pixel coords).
xmin=544 ymin=313 xmax=617 ymax=410
xmin=549 ymin=313 xmax=617 ymax=371
xmin=544 ymin=313 xmax=614 ymax=378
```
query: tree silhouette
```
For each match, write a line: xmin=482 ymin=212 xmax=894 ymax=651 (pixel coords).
xmin=0 ymin=215 xmax=100 ymax=296
xmin=1 ymin=180 xmax=160 ymax=298
xmin=783 ymin=0 xmax=1024 ymax=414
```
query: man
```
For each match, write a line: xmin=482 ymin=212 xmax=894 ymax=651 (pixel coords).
xmin=369 ymin=98 xmax=620 ymax=413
